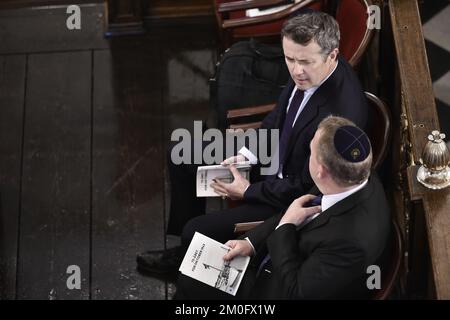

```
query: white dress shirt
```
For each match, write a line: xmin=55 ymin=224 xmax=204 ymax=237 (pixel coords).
xmin=278 ymin=179 xmax=369 ymax=230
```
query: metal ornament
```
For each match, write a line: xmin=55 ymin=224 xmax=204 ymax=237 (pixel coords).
xmin=417 ymin=130 xmax=450 ymax=189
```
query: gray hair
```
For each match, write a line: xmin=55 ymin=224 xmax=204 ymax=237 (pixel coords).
xmin=281 ymin=11 xmax=340 ymax=58
xmin=316 ymin=116 xmax=372 ymax=187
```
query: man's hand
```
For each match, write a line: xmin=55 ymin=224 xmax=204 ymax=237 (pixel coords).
xmin=221 ymin=154 xmax=246 ymax=166
xmin=211 ymin=165 xmax=250 ymax=200
xmin=223 ymin=240 xmax=253 ymax=261
xmin=279 ymin=194 xmax=322 ymax=227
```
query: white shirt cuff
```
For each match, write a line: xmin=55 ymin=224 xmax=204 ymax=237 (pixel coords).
xmin=244 ymin=237 xmax=256 ymax=255
xmin=275 ymin=222 xmax=294 ymax=230
xmin=238 ymin=147 xmax=258 ymax=165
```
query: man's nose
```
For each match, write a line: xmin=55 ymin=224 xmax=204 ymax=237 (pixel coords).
xmin=293 ymin=63 xmax=304 ymax=76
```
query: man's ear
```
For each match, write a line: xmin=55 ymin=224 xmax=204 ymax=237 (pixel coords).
xmin=329 ymin=48 xmax=339 ymax=61
xmin=318 ymin=163 xmax=329 ymax=179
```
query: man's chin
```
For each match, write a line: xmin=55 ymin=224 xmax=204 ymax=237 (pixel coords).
xmin=296 ymin=83 xmax=310 ymax=90
xmin=295 ymin=80 xmax=311 ymax=90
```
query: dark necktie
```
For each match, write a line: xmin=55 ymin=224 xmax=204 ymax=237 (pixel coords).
xmin=297 ymin=194 xmax=323 ymax=227
xmin=278 ymin=89 xmax=305 ymax=168
xmin=308 ymin=194 xmax=323 ymax=207
xmin=256 ymin=194 xmax=322 ymax=277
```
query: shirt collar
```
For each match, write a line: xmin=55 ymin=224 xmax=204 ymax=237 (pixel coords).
xmin=321 ymin=179 xmax=368 ymax=212
xmin=295 ymin=59 xmax=339 ymax=96
xmin=318 ymin=59 xmax=338 ymax=87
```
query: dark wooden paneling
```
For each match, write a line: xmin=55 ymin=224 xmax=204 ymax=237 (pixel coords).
xmin=91 ymin=46 xmax=166 ymax=299
xmin=145 ymin=0 xmax=214 ymax=19
xmin=0 ymin=55 xmax=26 ymax=299
xmin=105 ymin=0 xmax=145 ymax=36
xmin=0 ymin=4 xmax=108 ymax=54
xmin=0 ymin=3 xmax=218 ymax=298
xmin=0 ymin=1 xmax=102 ymax=10
xmin=17 ymin=52 xmax=91 ymax=299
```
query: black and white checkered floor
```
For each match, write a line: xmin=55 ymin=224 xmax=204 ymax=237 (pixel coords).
xmin=421 ymin=0 xmax=450 ymax=137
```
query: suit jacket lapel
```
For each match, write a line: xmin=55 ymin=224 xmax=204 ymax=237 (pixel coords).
xmin=299 ymin=177 xmax=374 ymax=233
xmin=282 ymin=91 xmax=325 ymax=163
xmin=275 ymin=80 xmax=296 ymax=128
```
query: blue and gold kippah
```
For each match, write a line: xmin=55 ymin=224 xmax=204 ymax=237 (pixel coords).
xmin=333 ymin=125 xmax=370 ymax=163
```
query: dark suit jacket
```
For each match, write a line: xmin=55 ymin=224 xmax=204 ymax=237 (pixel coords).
xmin=242 ymin=173 xmax=391 ymax=299
xmin=244 ymin=55 xmax=368 ymax=210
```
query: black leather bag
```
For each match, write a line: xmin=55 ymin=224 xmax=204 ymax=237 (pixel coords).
xmin=209 ymin=39 xmax=289 ymax=130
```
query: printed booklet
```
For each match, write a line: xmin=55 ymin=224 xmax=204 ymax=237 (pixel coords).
xmin=179 ymin=232 xmax=250 ymax=296
xmin=196 ymin=163 xmax=251 ymax=197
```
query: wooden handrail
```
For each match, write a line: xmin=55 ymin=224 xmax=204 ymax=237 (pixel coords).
xmin=227 ymin=103 xmax=276 ymax=119
xmin=389 ymin=0 xmax=450 ymax=299
xmin=234 ymin=221 xmax=264 ymax=233
xmin=389 ymin=0 xmax=439 ymax=160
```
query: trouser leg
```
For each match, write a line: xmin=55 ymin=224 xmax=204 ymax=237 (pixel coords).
xmin=180 ymin=203 xmax=279 ymax=248
xmin=166 ymin=136 xmax=233 ymax=236
xmin=166 ymin=155 xmax=205 ymax=236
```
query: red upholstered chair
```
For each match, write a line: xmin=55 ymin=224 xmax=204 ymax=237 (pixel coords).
xmin=371 ymin=219 xmax=403 ymax=300
xmin=216 ymin=0 xmax=327 ymax=49
xmin=215 ymin=0 xmax=374 ymax=67
xmin=335 ymin=0 xmax=373 ymax=67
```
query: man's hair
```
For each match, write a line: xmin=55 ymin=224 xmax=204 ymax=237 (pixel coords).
xmin=316 ymin=116 xmax=372 ymax=187
xmin=281 ymin=11 xmax=340 ymax=58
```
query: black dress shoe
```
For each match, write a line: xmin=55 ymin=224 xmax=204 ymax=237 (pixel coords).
xmin=136 ymin=246 xmax=183 ymax=276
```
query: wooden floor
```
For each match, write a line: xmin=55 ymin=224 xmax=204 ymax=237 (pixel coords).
xmin=0 ymin=3 xmax=218 ymax=299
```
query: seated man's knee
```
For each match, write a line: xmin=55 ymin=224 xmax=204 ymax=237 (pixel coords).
xmin=181 ymin=213 xmax=233 ymax=247
xmin=181 ymin=216 xmax=202 ymax=248
xmin=181 ymin=215 xmax=221 ymax=248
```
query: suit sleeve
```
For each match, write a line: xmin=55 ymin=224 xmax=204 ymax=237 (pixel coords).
xmin=259 ymin=81 xmax=292 ymax=130
xmin=241 ymin=213 xmax=283 ymax=251
xmin=266 ymin=224 xmax=366 ymax=299
xmin=244 ymin=161 xmax=314 ymax=209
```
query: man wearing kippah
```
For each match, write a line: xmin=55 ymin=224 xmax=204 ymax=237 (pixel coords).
xmin=175 ymin=116 xmax=391 ymax=299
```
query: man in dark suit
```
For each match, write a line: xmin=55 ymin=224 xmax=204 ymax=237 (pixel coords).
xmin=136 ymin=11 xmax=369 ymax=276
xmin=175 ymin=116 xmax=391 ymax=299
